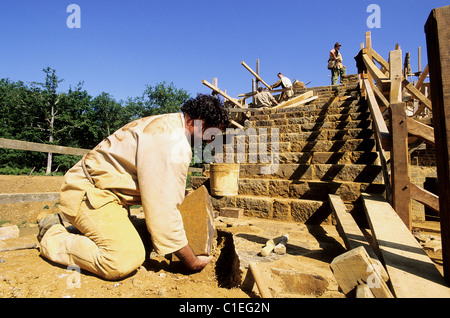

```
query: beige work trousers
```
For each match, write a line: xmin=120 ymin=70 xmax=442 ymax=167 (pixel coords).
xmin=39 ymin=199 xmax=146 ymax=281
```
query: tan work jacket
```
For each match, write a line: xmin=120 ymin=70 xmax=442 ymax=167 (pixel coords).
xmin=58 ymin=113 xmax=191 ymax=255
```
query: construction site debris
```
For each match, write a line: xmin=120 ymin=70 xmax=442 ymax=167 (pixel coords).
xmin=273 ymin=234 xmax=289 ymax=255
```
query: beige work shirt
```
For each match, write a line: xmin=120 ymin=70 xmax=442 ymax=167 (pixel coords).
xmin=58 ymin=113 xmax=191 ymax=255
xmin=329 ymin=49 xmax=344 ymax=69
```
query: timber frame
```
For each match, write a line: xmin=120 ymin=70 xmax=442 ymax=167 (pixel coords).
xmin=359 ymin=5 xmax=449 ymax=284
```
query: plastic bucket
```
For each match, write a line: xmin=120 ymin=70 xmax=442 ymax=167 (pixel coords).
xmin=210 ymin=163 xmax=240 ymax=196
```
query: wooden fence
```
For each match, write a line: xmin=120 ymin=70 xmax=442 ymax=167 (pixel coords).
xmin=0 ymin=138 xmax=202 ymax=204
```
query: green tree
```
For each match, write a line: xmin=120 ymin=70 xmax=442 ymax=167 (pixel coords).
xmin=140 ymin=81 xmax=190 ymax=116
xmin=30 ymin=67 xmax=64 ymax=174
xmin=89 ymin=92 xmax=128 ymax=138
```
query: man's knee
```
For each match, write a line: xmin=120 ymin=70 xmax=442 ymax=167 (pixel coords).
xmin=99 ymin=242 xmax=146 ymax=280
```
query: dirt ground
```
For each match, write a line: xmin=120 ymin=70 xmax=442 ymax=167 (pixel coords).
xmin=0 ymin=175 xmax=444 ymax=299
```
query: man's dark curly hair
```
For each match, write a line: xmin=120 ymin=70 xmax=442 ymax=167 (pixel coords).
xmin=181 ymin=94 xmax=230 ymax=128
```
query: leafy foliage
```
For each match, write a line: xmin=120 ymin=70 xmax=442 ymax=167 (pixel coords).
xmin=0 ymin=69 xmax=192 ymax=175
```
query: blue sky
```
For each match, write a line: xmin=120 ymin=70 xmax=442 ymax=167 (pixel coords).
xmin=0 ymin=0 xmax=447 ymax=102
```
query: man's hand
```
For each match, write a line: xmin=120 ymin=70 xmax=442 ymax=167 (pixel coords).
xmin=175 ymin=244 xmax=213 ymax=271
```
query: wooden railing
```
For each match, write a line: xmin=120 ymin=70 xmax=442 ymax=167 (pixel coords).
xmin=360 ymin=31 xmax=438 ymax=230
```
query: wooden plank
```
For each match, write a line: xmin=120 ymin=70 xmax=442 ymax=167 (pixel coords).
xmin=272 ymin=95 xmax=318 ymax=110
xmin=363 ymin=78 xmax=390 ymax=142
xmin=248 ymin=262 xmax=273 ymax=298
xmin=403 ymin=79 xmax=432 ymax=110
xmin=201 ymin=80 xmax=244 ymax=109
xmin=425 ymin=5 xmax=450 ymax=284
xmin=363 ymin=77 xmax=391 ymax=199
xmin=365 ymin=31 xmax=374 ymax=87
xmin=238 ymin=87 xmax=293 ymax=98
xmin=370 ymin=48 xmax=389 ymax=74
xmin=0 ymin=138 xmax=88 ymax=156
xmin=362 ymin=53 xmax=390 ymax=90
xmin=407 ymin=117 xmax=435 ymax=145
xmin=271 ymin=90 xmax=314 ymax=109
xmin=228 ymin=108 xmax=263 ymax=113
xmin=372 ymin=84 xmax=390 ymax=109
xmin=409 ymin=183 xmax=439 ymax=213
xmin=0 ymin=192 xmax=59 ymax=204
xmin=362 ymin=193 xmax=450 ymax=298
xmin=241 ymin=61 xmax=271 ymax=89
xmin=328 ymin=194 xmax=379 ymax=260
xmin=389 ymin=102 xmax=411 ymax=229
xmin=389 ymin=49 xmax=403 ymax=103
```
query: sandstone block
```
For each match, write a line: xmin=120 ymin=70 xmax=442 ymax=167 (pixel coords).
xmin=330 ymin=246 xmax=393 ymax=298
xmin=220 ymin=207 xmax=244 ymax=218
xmin=273 ymin=199 xmax=291 ymax=220
xmin=238 ymin=179 xmax=268 ymax=196
xmin=236 ymin=196 xmax=272 ymax=218
xmin=178 ymin=185 xmax=215 ymax=256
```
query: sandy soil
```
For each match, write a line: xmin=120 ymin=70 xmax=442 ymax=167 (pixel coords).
xmin=0 ymin=175 xmax=444 ymax=300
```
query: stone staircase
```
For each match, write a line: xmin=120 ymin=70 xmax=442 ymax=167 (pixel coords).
xmin=190 ymin=81 xmax=386 ymax=224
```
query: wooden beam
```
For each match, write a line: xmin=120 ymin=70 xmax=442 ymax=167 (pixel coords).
xmin=238 ymin=87 xmax=293 ymax=98
xmin=362 ymin=53 xmax=390 ymax=90
xmin=202 ymin=80 xmax=244 ymax=109
xmin=0 ymin=138 xmax=88 ymax=156
xmin=370 ymin=48 xmax=389 ymax=74
xmin=389 ymin=102 xmax=411 ymax=229
xmin=228 ymin=108 xmax=264 ymax=113
xmin=248 ymin=262 xmax=273 ymax=298
xmin=407 ymin=117 xmax=435 ymax=145
xmin=409 ymin=182 xmax=439 ymax=213
xmin=363 ymin=78 xmax=390 ymax=145
xmin=241 ymin=61 xmax=271 ymax=89
xmin=365 ymin=31 xmax=373 ymax=87
xmin=403 ymin=79 xmax=432 ymax=110
xmin=389 ymin=49 xmax=403 ymax=103
xmin=272 ymin=91 xmax=316 ymax=110
xmin=425 ymin=4 xmax=450 ymax=284
xmin=328 ymin=194 xmax=380 ymax=260
xmin=362 ymin=193 xmax=450 ymax=298
xmin=415 ymin=64 xmax=429 ymax=90
xmin=372 ymin=83 xmax=390 ymax=109
xmin=278 ymin=96 xmax=318 ymax=109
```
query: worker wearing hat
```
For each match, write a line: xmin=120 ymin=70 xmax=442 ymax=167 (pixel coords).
xmin=328 ymin=42 xmax=347 ymax=85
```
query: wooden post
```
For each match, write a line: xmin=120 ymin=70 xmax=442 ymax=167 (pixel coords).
xmin=418 ymin=46 xmax=422 ymax=74
xmin=241 ymin=61 xmax=271 ymax=89
xmin=389 ymin=49 xmax=403 ymax=103
xmin=389 ymin=102 xmax=411 ymax=229
xmin=256 ymin=59 xmax=260 ymax=89
xmin=425 ymin=4 xmax=450 ymax=284
xmin=365 ymin=31 xmax=373 ymax=87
